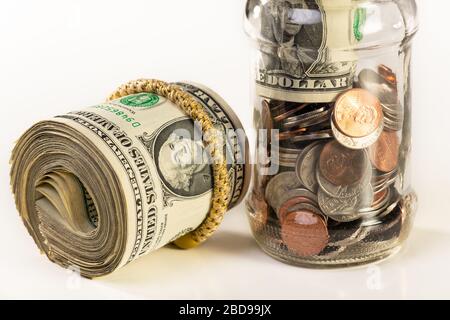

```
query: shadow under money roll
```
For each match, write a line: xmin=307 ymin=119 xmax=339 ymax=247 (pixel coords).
xmin=10 ymin=79 xmax=250 ymax=278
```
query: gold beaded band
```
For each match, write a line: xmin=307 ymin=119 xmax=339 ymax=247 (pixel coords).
xmin=108 ymin=79 xmax=231 ymax=249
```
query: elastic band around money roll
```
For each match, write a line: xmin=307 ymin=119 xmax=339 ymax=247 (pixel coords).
xmin=108 ymin=79 xmax=231 ymax=249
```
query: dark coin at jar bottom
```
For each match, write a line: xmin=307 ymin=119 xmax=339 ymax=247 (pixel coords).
xmin=281 ymin=210 xmax=329 ymax=257
xmin=247 ymin=194 xmax=416 ymax=268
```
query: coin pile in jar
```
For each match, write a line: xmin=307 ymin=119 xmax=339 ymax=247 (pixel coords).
xmin=249 ymin=65 xmax=411 ymax=259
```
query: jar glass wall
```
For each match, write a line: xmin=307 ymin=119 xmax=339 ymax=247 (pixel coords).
xmin=245 ymin=0 xmax=418 ymax=267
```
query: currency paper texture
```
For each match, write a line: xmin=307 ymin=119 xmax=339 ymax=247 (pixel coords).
xmin=10 ymin=82 xmax=249 ymax=278
xmin=256 ymin=0 xmax=358 ymax=103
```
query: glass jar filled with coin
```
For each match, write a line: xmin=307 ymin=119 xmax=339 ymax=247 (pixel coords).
xmin=245 ymin=0 xmax=418 ymax=267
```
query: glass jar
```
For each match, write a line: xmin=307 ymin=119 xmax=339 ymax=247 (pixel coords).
xmin=245 ymin=0 xmax=418 ymax=267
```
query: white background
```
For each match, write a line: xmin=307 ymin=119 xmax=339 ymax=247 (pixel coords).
xmin=0 ymin=0 xmax=449 ymax=299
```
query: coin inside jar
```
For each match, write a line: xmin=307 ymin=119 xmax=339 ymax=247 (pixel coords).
xmin=369 ymin=130 xmax=400 ymax=173
xmin=331 ymin=115 xmax=383 ymax=150
xmin=274 ymin=188 xmax=318 ymax=215
xmin=278 ymin=196 xmax=319 ymax=224
xmin=265 ymin=172 xmax=303 ymax=211
xmin=287 ymin=129 xmax=333 ymax=143
xmin=281 ymin=210 xmax=329 ymax=257
xmin=296 ymin=142 xmax=325 ymax=193
xmin=358 ymin=69 xmax=398 ymax=105
xmin=318 ymin=184 xmax=374 ymax=222
xmin=273 ymin=103 xmax=308 ymax=122
xmin=334 ymin=88 xmax=384 ymax=138
xmin=319 ymin=140 xmax=367 ymax=186
xmin=372 ymin=188 xmax=389 ymax=208
xmin=378 ymin=64 xmax=398 ymax=88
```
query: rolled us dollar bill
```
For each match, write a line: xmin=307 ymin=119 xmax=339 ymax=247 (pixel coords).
xmin=10 ymin=80 xmax=250 ymax=278
xmin=256 ymin=0 xmax=360 ymax=103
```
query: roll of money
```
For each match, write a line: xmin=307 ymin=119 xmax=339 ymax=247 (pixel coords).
xmin=10 ymin=80 xmax=250 ymax=278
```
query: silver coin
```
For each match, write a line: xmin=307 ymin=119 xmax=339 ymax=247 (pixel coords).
xmin=373 ymin=174 xmax=392 ymax=187
xmin=373 ymin=176 xmax=397 ymax=193
xmin=383 ymin=110 xmax=404 ymax=121
xmin=282 ymin=109 xmax=331 ymax=129
xmin=384 ymin=121 xmax=403 ymax=129
xmin=384 ymin=116 xmax=404 ymax=125
xmin=273 ymin=149 xmax=304 ymax=160
xmin=385 ymin=175 xmax=397 ymax=187
xmin=384 ymin=113 xmax=404 ymax=123
xmin=384 ymin=125 xmax=403 ymax=132
xmin=382 ymin=102 xmax=404 ymax=115
xmin=373 ymin=169 xmax=398 ymax=181
xmin=274 ymin=156 xmax=297 ymax=165
xmin=360 ymin=189 xmax=398 ymax=219
xmin=383 ymin=120 xmax=403 ymax=131
xmin=383 ymin=111 xmax=403 ymax=119
xmin=331 ymin=117 xmax=383 ymax=150
xmin=358 ymin=69 xmax=398 ymax=105
xmin=274 ymin=160 xmax=297 ymax=168
xmin=281 ymin=202 xmax=327 ymax=223
xmin=294 ymin=141 xmax=321 ymax=171
xmin=277 ymin=157 xmax=295 ymax=165
xmin=372 ymin=170 xmax=398 ymax=192
xmin=274 ymin=188 xmax=318 ymax=214
xmin=278 ymin=160 xmax=298 ymax=166
xmin=289 ymin=130 xmax=333 ymax=143
xmin=278 ymin=152 xmax=301 ymax=160
xmin=358 ymin=187 xmax=391 ymax=213
xmin=373 ymin=176 xmax=390 ymax=188
xmin=265 ymin=172 xmax=303 ymax=211
xmin=283 ymin=115 xmax=330 ymax=130
xmin=319 ymin=184 xmax=374 ymax=223
xmin=384 ymin=106 xmax=403 ymax=115
xmin=278 ymin=157 xmax=299 ymax=164
xmin=384 ymin=113 xmax=403 ymax=123
xmin=283 ymin=107 xmax=328 ymax=123
xmin=317 ymin=150 xmax=373 ymax=199
xmin=277 ymin=147 xmax=305 ymax=154
xmin=384 ymin=122 xmax=403 ymax=131
xmin=360 ymin=197 xmax=400 ymax=227
xmin=296 ymin=142 xmax=324 ymax=193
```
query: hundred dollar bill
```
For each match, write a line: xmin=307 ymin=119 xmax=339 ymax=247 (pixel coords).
xmin=10 ymin=82 xmax=249 ymax=278
xmin=255 ymin=0 xmax=361 ymax=103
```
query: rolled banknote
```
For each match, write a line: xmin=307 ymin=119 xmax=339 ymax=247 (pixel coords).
xmin=255 ymin=0 xmax=360 ymax=103
xmin=10 ymin=80 xmax=250 ymax=278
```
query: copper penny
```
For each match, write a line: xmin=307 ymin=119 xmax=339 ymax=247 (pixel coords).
xmin=278 ymin=196 xmax=318 ymax=223
xmin=281 ymin=210 xmax=329 ymax=257
xmin=319 ymin=140 xmax=367 ymax=186
xmin=269 ymin=99 xmax=286 ymax=112
xmin=277 ymin=127 xmax=307 ymax=141
xmin=369 ymin=131 xmax=399 ymax=173
xmin=372 ymin=189 xmax=388 ymax=207
xmin=334 ymin=88 xmax=383 ymax=138
xmin=378 ymin=64 xmax=397 ymax=87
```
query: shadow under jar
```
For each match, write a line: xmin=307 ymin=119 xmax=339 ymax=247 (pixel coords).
xmin=245 ymin=0 xmax=418 ymax=267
